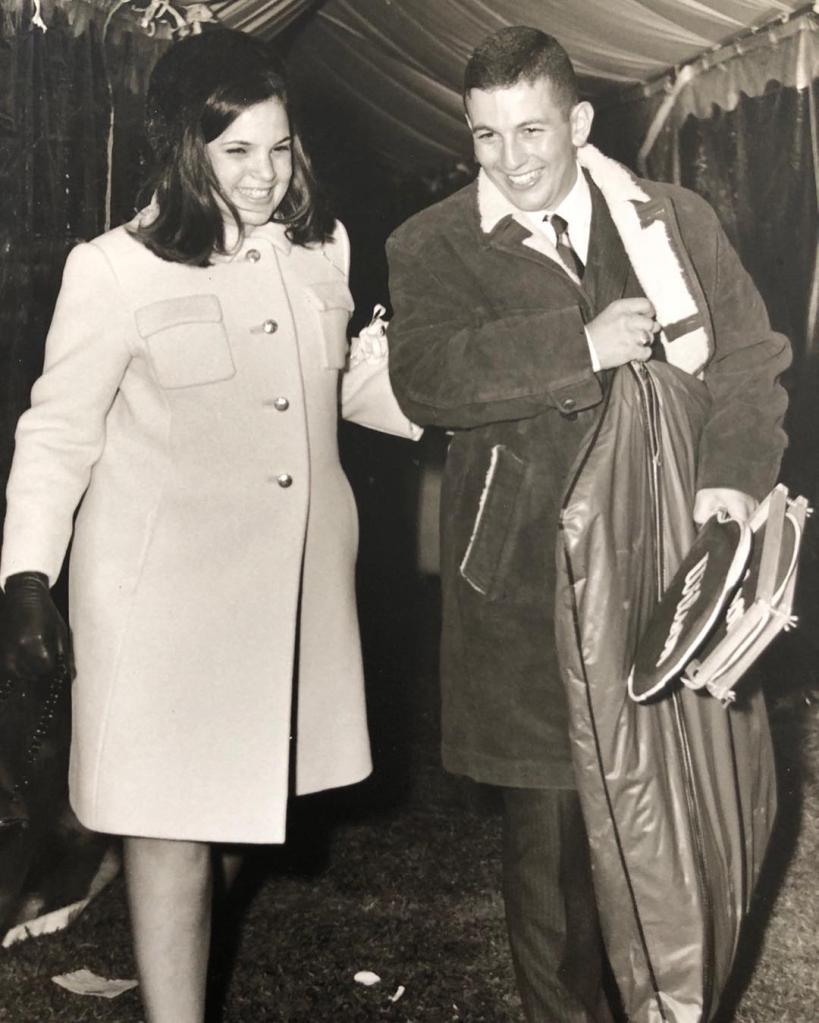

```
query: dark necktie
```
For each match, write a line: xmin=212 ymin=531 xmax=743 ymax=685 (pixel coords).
xmin=546 ymin=212 xmax=584 ymax=279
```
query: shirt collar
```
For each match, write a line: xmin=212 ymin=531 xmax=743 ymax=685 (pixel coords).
xmin=477 ymin=161 xmax=588 ymax=233
xmin=522 ymin=164 xmax=592 ymax=263
xmin=475 ymin=164 xmax=586 ymax=281
xmin=217 ymin=220 xmax=291 ymax=261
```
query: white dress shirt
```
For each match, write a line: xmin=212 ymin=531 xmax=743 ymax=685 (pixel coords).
xmin=523 ymin=162 xmax=592 ymax=265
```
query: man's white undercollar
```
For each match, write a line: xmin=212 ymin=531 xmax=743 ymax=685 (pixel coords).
xmin=476 ymin=169 xmax=534 ymax=235
xmin=475 ymin=168 xmax=578 ymax=278
xmin=476 ymin=147 xmax=649 ymax=236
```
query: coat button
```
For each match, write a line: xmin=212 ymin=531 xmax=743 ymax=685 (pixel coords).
xmin=561 ymin=397 xmax=577 ymax=412
xmin=273 ymin=396 xmax=289 ymax=411
xmin=262 ymin=319 xmax=278 ymax=334
xmin=245 ymin=248 xmax=261 ymax=262
xmin=276 ymin=473 xmax=293 ymax=488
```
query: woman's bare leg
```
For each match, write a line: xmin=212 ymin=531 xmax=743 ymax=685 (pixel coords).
xmin=123 ymin=836 xmax=212 ymax=1023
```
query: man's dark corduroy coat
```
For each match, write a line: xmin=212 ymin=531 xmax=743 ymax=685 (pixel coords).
xmin=386 ymin=163 xmax=790 ymax=789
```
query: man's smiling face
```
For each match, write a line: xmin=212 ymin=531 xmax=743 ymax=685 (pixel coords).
xmin=465 ymin=76 xmax=592 ymax=212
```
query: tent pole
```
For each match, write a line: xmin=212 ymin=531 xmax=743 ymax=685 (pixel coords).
xmin=636 ymin=66 xmax=694 ymax=177
xmin=806 ymin=73 xmax=819 ymax=356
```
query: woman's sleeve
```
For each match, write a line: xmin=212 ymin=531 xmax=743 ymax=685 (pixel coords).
xmin=1 ymin=241 xmax=133 ymax=585
xmin=334 ymin=220 xmax=422 ymax=439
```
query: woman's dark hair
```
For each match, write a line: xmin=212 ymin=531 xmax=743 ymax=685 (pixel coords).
xmin=463 ymin=26 xmax=578 ymax=116
xmin=133 ymin=29 xmax=333 ymax=265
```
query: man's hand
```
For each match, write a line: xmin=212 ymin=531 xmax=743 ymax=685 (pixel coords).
xmin=693 ymin=488 xmax=758 ymax=525
xmin=586 ymin=298 xmax=659 ymax=370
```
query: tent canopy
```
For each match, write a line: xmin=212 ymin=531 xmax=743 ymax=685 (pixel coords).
xmin=219 ymin=0 xmax=809 ymax=83
xmin=23 ymin=0 xmax=816 ymax=170
xmin=207 ymin=0 xmax=815 ymax=167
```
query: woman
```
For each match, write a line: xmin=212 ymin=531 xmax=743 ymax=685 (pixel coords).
xmin=0 ymin=28 xmax=416 ymax=1022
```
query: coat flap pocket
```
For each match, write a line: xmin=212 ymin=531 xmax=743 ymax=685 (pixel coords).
xmin=303 ymin=280 xmax=355 ymax=314
xmin=460 ymin=445 xmax=526 ymax=596
xmin=304 ymin=281 xmax=354 ymax=369
xmin=136 ymin=294 xmax=235 ymax=389
xmin=135 ymin=294 xmax=223 ymax=338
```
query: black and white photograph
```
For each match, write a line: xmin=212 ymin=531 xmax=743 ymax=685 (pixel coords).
xmin=0 ymin=2 xmax=817 ymax=1020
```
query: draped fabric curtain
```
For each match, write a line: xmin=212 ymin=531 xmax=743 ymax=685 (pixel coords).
xmin=0 ymin=1 xmax=110 ymax=938
xmin=0 ymin=0 xmax=160 ymax=940
xmin=665 ymin=85 xmax=818 ymax=493
xmin=0 ymin=1 xmax=158 ymax=529
xmin=646 ymin=26 xmax=819 ymax=498
xmin=1 ymin=5 xmax=107 ymax=529
xmin=595 ymin=23 xmax=819 ymax=495
xmin=212 ymin=0 xmax=318 ymax=36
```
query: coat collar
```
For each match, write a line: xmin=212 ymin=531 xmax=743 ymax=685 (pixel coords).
xmin=476 ymin=169 xmax=576 ymax=279
xmin=212 ymin=220 xmax=292 ymax=262
xmin=244 ymin=220 xmax=292 ymax=254
xmin=130 ymin=204 xmax=293 ymax=260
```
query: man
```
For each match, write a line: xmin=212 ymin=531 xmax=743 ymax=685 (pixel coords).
xmin=386 ymin=26 xmax=790 ymax=1023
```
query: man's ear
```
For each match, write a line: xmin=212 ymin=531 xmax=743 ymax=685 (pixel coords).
xmin=570 ymin=101 xmax=594 ymax=148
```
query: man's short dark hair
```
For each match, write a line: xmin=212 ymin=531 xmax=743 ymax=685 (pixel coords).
xmin=463 ymin=26 xmax=579 ymax=114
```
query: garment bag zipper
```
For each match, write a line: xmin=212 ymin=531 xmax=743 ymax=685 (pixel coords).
xmin=559 ymin=378 xmax=668 ymax=1019
xmin=631 ymin=361 xmax=715 ymax=1018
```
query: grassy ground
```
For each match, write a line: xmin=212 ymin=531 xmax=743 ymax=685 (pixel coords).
xmin=0 ymin=580 xmax=817 ymax=1022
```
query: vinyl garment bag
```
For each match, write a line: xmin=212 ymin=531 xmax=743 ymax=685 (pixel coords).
xmin=555 ymin=360 xmax=776 ymax=1023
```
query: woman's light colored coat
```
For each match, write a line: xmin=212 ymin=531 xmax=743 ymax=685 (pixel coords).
xmin=1 ymin=219 xmax=411 ymax=843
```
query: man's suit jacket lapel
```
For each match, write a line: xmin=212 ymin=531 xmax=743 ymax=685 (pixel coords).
xmin=582 ymin=173 xmax=634 ymax=314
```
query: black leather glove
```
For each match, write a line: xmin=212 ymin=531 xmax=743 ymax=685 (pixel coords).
xmin=1 ymin=571 xmax=73 ymax=681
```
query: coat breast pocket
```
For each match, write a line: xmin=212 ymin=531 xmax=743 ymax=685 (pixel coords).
xmin=303 ymin=280 xmax=354 ymax=369
xmin=135 ymin=294 xmax=236 ymax=389
xmin=459 ymin=445 xmax=526 ymax=598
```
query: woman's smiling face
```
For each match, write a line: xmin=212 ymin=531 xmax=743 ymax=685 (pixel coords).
xmin=206 ymin=96 xmax=293 ymax=230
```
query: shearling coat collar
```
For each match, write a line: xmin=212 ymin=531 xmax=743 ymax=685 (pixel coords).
xmin=578 ymin=145 xmax=712 ymax=375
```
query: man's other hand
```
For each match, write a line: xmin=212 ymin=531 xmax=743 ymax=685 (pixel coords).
xmin=586 ymin=298 xmax=659 ymax=370
xmin=693 ymin=488 xmax=758 ymax=525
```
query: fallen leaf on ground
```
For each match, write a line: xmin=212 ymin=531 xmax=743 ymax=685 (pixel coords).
xmin=51 ymin=968 xmax=138 ymax=999
xmin=353 ymin=970 xmax=381 ymax=986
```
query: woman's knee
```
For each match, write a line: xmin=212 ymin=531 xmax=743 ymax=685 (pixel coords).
xmin=124 ymin=836 xmax=212 ymax=884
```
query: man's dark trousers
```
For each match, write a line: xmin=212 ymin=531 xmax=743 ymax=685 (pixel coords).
xmin=501 ymin=787 xmax=614 ymax=1022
